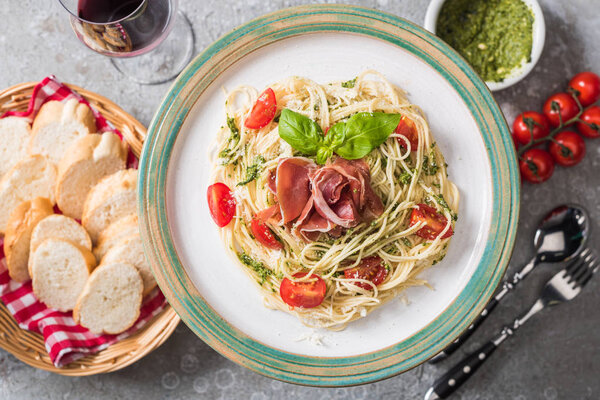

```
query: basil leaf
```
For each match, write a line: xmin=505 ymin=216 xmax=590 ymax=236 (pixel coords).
xmin=334 ymin=112 xmax=401 ymax=159
xmin=323 ymin=122 xmax=346 ymax=149
xmin=316 ymin=147 xmax=333 ymax=164
xmin=278 ymin=109 xmax=323 ymax=155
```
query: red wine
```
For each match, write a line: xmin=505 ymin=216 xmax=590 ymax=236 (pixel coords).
xmin=76 ymin=0 xmax=172 ymax=54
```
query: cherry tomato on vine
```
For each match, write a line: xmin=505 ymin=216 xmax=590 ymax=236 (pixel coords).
xmin=250 ymin=217 xmax=283 ymax=250
xmin=244 ymin=88 xmax=277 ymax=129
xmin=519 ymin=148 xmax=555 ymax=183
xmin=512 ymin=111 xmax=550 ymax=145
xmin=568 ymin=72 xmax=600 ymax=107
xmin=395 ymin=116 xmax=419 ymax=151
xmin=343 ymin=256 xmax=388 ymax=290
xmin=409 ymin=204 xmax=453 ymax=240
xmin=207 ymin=182 xmax=236 ymax=227
xmin=548 ymin=131 xmax=586 ymax=167
xmin=543 ymin=93 xmax=579 ymax=127
xmin=576 ymin=105 xmax=600 ymax=138
xmin=280 ymin=272 xmax=326 ymax=308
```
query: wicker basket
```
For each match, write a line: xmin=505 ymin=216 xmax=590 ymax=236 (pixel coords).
xmin=0 ymin=82 xmax=180 ymax=376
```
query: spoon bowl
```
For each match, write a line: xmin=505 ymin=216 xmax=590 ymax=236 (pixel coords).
xmin=534 ymin=205 xmax=589 ymax=263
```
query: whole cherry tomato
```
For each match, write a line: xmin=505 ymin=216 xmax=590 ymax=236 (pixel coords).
xmin=512 ymin=111 xmax=550 ymax=145
xmin=244 ymin=88 xmax=277 ymax=129
xmin=568 ymin=72 xmax=600 ymax=107
xmin=280 ymin=272 xmax=326 ymax=308
xmin=343 ymin=256 xmax=388 ymax=290
xmin=409 ymin=204 xmax=453 ymax=240
xmin=549 ymin=131 xmax=586 ymax=167
xmin=543 ymin=93 xmax=579 ymax=127
xmin=207 ymin=182 xmax=236 ymax=227
xmin=576 ymin=105 xmax=600 ymax=138
xmin=519 ymin=148 xmax=555 ymax=183
xmin=250 ymin=217 xmax=283 ymax=250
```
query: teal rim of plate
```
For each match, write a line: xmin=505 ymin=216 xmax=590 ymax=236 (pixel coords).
xmin=139 ymin=4 xmax=520 ymax=386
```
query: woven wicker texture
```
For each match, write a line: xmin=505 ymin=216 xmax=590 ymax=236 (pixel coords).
xmin=0 ymin=82 xmax=179 ymax=376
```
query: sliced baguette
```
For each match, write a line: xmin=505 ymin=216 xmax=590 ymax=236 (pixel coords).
xmin=28 ymin=214 xmax=92 ymax=277
xmin=4 ymin=198 xmax=54 ymax=282
xmin=73 ymin=262 xmax=143 ymax=334
xmin=93 ymin=214 xmax=138 ymax=261
xmin=0 ymin=155 xmax=57 ymax=234
xmin=101 ymin=234 xmax=155 ymax=296
xmin=56 ymin=132 xmax=127 ymax=220
xmin=82 ymin=169 xmax=137 ymax=243
xmin=29 ymin=99 xmax=96 ymax=166
xmin=30 ymin=238 xmax=96 ymax=312
xmin=0 ymin=116 xmax=31 ymax=178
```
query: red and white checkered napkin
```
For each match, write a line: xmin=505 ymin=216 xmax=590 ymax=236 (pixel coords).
xmin=0 ymin=76 xmax=166 ymax=367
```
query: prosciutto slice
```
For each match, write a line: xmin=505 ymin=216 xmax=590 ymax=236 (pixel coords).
xmin=275 ymin=157 xmax=316 ymax=223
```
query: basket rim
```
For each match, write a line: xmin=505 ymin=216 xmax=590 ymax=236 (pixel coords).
xmin=0 ymin=80 xmax=180 ymax=376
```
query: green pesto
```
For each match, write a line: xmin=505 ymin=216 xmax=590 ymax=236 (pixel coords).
xmin=436 ymin=0 xmax=534 ymax=82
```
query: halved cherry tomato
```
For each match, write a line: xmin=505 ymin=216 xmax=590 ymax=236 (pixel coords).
xmin=512 ymin=111 xmax=550 ymax=145
xmin=343 ymin=256 xmax=388 ymax=290
xmin=576 ymin=105 xmax=600 ymax=138
xmin=409 ymin=204 xmax=453 ymax=240
xmin=244 ymin=88 xmax=277 ymax=129
xmin=549 ymin=131 xmax=586 ymax=167
xmin=207 ymin=182 xmax=236 ymax=227
xmin=395 ymin=116 xmax=419 ymax=151
xmin=519 ymin=148 xmax=554 ymax=183
xmin=250 ymin=217 xmax=283 ymax=250
xmin=543 ymin=93 xmax=579 ymax=127
xmin=568 ymin=72 xmax=600 ymax=107
xmin=280 ymin=272 xmax=326 ymax=308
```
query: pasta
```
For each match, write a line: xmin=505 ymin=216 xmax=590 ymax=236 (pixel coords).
xmin=208 ymin=70 xmax=459 ymax=330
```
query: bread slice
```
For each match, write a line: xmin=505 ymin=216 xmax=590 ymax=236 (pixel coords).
xmin=30 ymin=238 xmax=96 ymax=312
xmin=3 ymin=198 xmax=54 ymax=282
xmin=101 ymin=234 xmax=155 ymax=296
xmin=0 ymin=155 xmax=57 ymax=234
xmin=0 ymin=116 xmax=31 ymax=178
xmin=29 ymin=99 xmax=96 ymax=166
xmin=93 ymin=214 xmax=138 ymax=261
xmin=56 ymin=132 xmax=127 ymax=219
xmin=28 ymin=214 xmax=92 ymax=277
xmin=73 ymin=262 xmax=142 ymax=334
xmin=82 ymin=169 xmax=137 ymax=243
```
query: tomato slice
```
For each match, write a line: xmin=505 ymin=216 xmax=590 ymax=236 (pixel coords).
xmin=280 ymin=272 xmax=326 ymax=308
xmin=207 ymin=182 xmax=236 ymax=227
xmin=251 ymin=217 xmax=283 ymax=250
xmin=409 ymin=204 xmax=453 ymax=240
xmin=343 ymin=256 xmax=388 ymax=290
xmin=244 ymin=88 xmax=277 ymax=129
xmin=395 ymin=116 xmax=419 ymax=151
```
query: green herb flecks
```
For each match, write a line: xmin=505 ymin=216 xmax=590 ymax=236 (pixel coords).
xmin=237 ymin=156 xmax=266 ymax=186
xmin=422 ymin=150 xmax=439 ymax=176
xmin=401 ymin=237 xmax=412 ymax=248
xmin=399 ymin=171 xmax=412 ymax=185
xmin=433 ymin=194 xmax=457 ymax=221
xmin=219 ymin=116 xmax=241 ymax=163
xmin=238 ymin=252 xmax=273 ymax=285
xmin=341 ymin=77 xmax=357 ymax=88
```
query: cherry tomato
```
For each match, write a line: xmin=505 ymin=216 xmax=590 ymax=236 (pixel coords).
xmin=207 ymin=182 xmax=236 ymax=227
xmin=250 ymin=217 xmax=283 ymax=250
xmin=568 ymin=72 xmax=600 ymax=107
xmin=343 ymin=256 xmax=388 ymax=290
xmin=576 ymin=105 xmax=600 ymax=138
xmin=280 ymin=272 xmax=326 ymax=308
xmin=244 ymin=88 xmax=277 ymax=129
xmin=543 ymin=93 xmax=579 ymax=127
xmin=549 ymin=131 xmax=586 ymax=167
xmin=512 ymin=111 xmax=550 ymax=145
xmin=519 ymin=148 xmax=555 ymax=183
xmin=395 ymin=116 xmax=419 ymax=151
xmin=409 ymin=204 xmax=453 ymax=240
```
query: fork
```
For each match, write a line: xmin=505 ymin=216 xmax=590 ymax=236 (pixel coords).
xmin=424 ymin=248 xmax=598 ymax=400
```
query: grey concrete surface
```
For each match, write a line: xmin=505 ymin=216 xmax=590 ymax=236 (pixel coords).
xmin=0 ymin=0 xmax=599 ymax=399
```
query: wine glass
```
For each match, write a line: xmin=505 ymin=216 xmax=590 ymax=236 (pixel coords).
xmin=58 ymin=0 xmax=195 ymax=85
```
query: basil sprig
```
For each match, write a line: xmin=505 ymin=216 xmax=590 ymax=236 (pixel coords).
xmin=278 ymin=109 xmax=401 ymax=164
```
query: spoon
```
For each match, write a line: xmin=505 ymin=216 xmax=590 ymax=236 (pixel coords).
xmin=429 ymin=204 xmax=589 ymax=363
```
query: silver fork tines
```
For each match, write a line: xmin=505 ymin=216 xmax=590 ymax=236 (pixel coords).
xmin=544 ymin=248 xmax=598 ymax=305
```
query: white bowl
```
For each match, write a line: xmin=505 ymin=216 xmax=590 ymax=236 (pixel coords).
xmin=424 ymin=0 xmax=546 ymax=91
